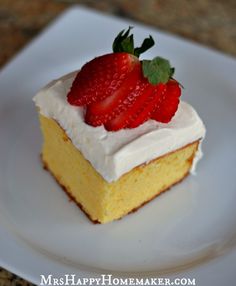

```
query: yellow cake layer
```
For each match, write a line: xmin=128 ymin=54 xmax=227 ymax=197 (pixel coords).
xmin=39 ymin=114 xmax=199 ymax=224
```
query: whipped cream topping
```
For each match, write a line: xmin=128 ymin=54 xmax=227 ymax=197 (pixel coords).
xmin=33 ymin=71 xmax=206 ymax=182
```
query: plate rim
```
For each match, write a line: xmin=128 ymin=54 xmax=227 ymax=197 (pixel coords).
xmin=0 ymin=5 xmax=236 ymax=285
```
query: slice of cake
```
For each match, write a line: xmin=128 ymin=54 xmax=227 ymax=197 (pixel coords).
xmin=33 ymin=28 xmax=206 ymax=224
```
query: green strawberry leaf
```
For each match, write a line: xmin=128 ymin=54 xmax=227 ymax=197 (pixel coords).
xmin=120 ymin=34 xmax=134 ymax=54
xmin=113 ymin=27 xmax=154 ymax=58
xmin=112 ymin=27 xmax=134 ymax=53
xmin=134 ymin=36 xmax=154 ymax=57
xmin=142 ymin=57 xmax=175 ymax=85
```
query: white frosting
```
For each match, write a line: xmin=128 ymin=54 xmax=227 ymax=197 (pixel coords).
xmin=33 ymin=71 xmax=206 ymax=182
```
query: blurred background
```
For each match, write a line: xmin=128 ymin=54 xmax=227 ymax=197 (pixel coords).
xmin=0 ymin=0 xmax=235 ymax=285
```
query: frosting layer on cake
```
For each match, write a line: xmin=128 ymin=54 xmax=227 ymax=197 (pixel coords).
xmin=33 ymin=71 xmax=206 ymax=182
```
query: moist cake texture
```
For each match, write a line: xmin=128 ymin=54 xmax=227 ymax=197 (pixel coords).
xmin=40 ymin=113 xmax=199 ymax=223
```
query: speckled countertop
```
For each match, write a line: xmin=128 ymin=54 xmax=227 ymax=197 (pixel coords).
xmin=0 ymin=0 xmax=235 ymax=285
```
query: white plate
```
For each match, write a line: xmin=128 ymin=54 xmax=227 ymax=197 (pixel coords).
xmin=0 ymin=6 xmax=236 ymax=285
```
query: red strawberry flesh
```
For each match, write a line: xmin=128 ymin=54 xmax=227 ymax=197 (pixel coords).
xmin=151 ymin=80 xmax=181 ymax=123
xmin=105 ymin=80 xmax=155 ymax=131
xmin=128 ymin=83 xmax=166 ymax=128
xmin=67 ymin=52 xmax=138 ymax=106
xmin=85 ymin=62 xmax=141 ymax=126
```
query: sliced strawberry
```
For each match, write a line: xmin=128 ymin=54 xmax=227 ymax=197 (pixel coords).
xmin=67 ymin=52 xmax=138 ymax=106
xmin=105 ymin=81 xmax=155 ymax=131
xmin=151 ymin=80 xmax=181 ymax=123
xmin=67 ymin=28 xmax=181 ymax=131
xmin=128 ymin=83 xmax=166 ymax=128
xmin=85 ymin=62 xmax=141 ymax=126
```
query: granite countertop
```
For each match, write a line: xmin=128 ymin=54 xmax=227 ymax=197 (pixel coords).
xmin=0 ymin=0 xmax=235 ymax=285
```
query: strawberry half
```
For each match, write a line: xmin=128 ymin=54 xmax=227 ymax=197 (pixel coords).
xmin=67 ymin=52 xmax=138 ymax=106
